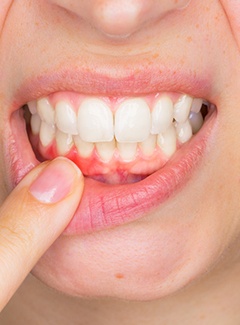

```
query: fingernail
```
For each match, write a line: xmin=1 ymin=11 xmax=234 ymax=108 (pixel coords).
xmin=30 ymin=158 xmax=81 ymax=204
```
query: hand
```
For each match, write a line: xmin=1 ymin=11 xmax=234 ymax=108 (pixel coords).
xmin=221 ymin=0 xmax=240 ymax=49
xmin=0 ymin=157 xmax=84 ymax=311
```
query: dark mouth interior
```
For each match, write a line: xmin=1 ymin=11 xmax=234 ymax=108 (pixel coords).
xmin=21 ymin=101 xmax=212 ymax=184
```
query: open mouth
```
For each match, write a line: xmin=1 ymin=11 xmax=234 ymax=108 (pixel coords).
xmin=8 ymin=89 xmax=216 ymax=235
xmin=23 ymin=92 xmax=213 ymax=184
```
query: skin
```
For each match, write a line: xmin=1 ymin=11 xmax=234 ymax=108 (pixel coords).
xmin=1 ymin=0 xmax=240 ymax=323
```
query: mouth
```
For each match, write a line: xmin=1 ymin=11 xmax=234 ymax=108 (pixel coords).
xmin=6 ymin=74 xmax=217 ymax=235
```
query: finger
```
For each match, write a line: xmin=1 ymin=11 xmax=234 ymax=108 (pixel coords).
xmin=0 ymin=157 xmax=84 ymax=311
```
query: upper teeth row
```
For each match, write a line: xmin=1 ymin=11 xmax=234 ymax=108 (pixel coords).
xmin=29 ymin=94 xmax=205 ymax=144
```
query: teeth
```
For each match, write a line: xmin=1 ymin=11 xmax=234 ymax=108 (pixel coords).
xmin=117 ymin=142 xmax=137 ymax=161
xmin=189 ymin=112 xmax=204 ymax=134
xmin=96 ymin=140 xmax=116 ymax=162
xmin=173 ymin=95 xmax=193 ymax=123
xmin=56 ymin=131 xmax=73 ymax=155
xmin=191 ymin=98 xmax=203 ymax=113
xmin=73 ymin=136 xmax=94 ymax=158
xmin=30 ymin=114 xmax=41 ymax=135
xmin=78 ymin=98 xmax=114 ymax=142
xmin=55 ymin=101 xmax=78 ymax=135
xmin=175 ymin=120 xmax=193 ymax=143
xmin=28 ymin=94 xmax=208 ymax=163
xmin=140 ymin=134 xmax=157 ymax=156
xmin=115 ymin=98 xmax=151 ymax=143
xmin=37 ymin=98 xmax=55 ymax=125
xmin=151 ymin=96 xmax=174 ymax=134
xmin=39 ymin=122 xmax=55 ymax=147
xmin=28 ymin=101 xmax=37 ymax=115
xmin=157 ymin=126 xmax=177 ymax=157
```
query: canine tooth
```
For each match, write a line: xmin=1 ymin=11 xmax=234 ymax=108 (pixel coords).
xmin=39 ymin=122 xmax=55 ymax=147
xmin=115 ymin=98 xmax=151 ymax=143
xmin=175 ymin=120 xmax=192 ymax=143
xmin=173 ymin=95 xmax=193 ymax=123
xmin=96 ymin=140 xmax=116 ymax=162
xmin=189 ymin=112 xmax=204 ymax=134
xmin=191 ymin=98 xmax=203 ymax=113
xmin=117 ymin=142 xmax=137 ymax=161
xmin=157 ymin=126 xmax=177 ymax=157
xmin=151 ymin=96 xmax=174 ymax=134
xmin=55 ymin=101 xmax=78 ymax=135
xmin=56 ymin=130 xmax=73 ymax=155
xmin=37 ymin=98 xmax=55 ymax=125
xmin=140 ymin=134 xmax=157 ymax=156
xmin=30 ymin=114 xmax=41 ymax=135
xmin=74 ymin=136 xmax=94 ymax=158
xmin=28 ymin=101 xmax=37 ymax=115
xmin=78 ymin=98 xmax=114 ymax=142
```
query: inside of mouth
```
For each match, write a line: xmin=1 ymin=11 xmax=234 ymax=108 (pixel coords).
xmin=22 ymin=93 xmax=212 ymax=184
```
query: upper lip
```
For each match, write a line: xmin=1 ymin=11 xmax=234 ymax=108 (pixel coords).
xmin=11 ymin=61 xmax=215 ymax=114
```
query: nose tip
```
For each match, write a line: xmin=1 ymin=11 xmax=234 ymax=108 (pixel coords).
xmin=50 ymin=0 xmax=193 ymax=39
xmin=92 ymin=1 xmax=145 ymax=38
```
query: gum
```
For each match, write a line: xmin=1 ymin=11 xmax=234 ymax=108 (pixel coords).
xmin=32 ymin=133 xmax=176 ymax=183
xmin=47 ymin=91 xmax=183 ymax=113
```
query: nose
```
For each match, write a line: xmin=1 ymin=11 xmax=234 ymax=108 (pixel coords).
xmin=50 ymin=0 xmax=192 ymax=38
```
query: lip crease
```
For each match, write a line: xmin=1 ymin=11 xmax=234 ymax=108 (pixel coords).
xmin=5 ymin=66 xmax=217 ymax=235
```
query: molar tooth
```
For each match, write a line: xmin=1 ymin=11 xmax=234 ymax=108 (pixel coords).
xmin=28 ymin=101 xmax=37 ymax=115
xmin=39 ymin=122 xmax=55 ymax=147
xmin=191 ymin=98 xmax=203 ymax=113
xmin=157 ymin=126 xmax=177 ymax=157
xmin=117 ymin=142 xmax=137 ymax=162
xmin=78 ymin=98 xmax=114 ymax=142
xmin=189 ymin=112 xmax=204 ymax=134
xmin=37 ymin=98 xmax=55 ymax=125
xmin=56 ymin=131 xmax=73 ymax=155
xmin=30 ymin=114 xmax=41 ymax=135
xmin=73 ymin=136 xmax=94 ymax=158
xmin=173 ymin=94 xmax=193 ymax=123
xmin=96 ymin=140 xmax=116 ymax=162
xmin=139 ymin=134 xmax=157 ymax=156
xmin=175 ymin=120 xmax=193 ymax=143
xmin=115 ymin=98 xmax=151 ymax=143
xmin=151 ymin=96 xmax=174 ymax=134
xmin=55 ymin=101 xmax=78 ymax=135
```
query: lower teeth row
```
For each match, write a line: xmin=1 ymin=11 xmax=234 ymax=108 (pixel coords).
xmin=27 ymin=108 xmax=206 ymax=162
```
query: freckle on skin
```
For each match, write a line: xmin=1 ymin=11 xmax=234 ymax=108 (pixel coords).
xmin=115 ymin=273 xmax=124 ymax=279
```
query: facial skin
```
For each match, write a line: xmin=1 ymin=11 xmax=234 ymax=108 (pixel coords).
xmin=1 ymin=0 xmax=240 ymax=323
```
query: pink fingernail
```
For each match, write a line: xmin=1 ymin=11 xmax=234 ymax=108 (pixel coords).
xmin=30 ymin=158 xmax=80 ymax=204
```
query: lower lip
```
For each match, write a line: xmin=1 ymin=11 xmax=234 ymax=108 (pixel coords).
xmin=7 ymin=110 xmax=216 ymax=235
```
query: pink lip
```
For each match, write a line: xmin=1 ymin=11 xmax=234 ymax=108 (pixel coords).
xmin=5 ymin=66 xmax=216 ymax=235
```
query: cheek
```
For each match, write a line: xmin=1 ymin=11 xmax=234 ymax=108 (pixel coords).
xmin=220 ymin=0 xmax=240 ymax=49
xmin=0 ymin=1 xmax=14 ymax=30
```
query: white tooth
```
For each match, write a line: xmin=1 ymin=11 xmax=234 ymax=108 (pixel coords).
xmin=73 ymin=136 xmax=94 ymax=158
xmin=37 ymin=98 xmax=55 ymax=125
xmin=39 ymin=122 xmax=55 ymax=147
xmin=55 ymin=101 xmax=78 ymax=135
xmin=151 ymin=96 xmax=174 ymax=134
xmin=157 ymin=126 xmax=177 ymax=157
xmin=189 ymin=112 xmax=203 ymax=134
xmin=117 ymin=142 xmax=137 ymax=162
xmin=175 ymin=120 xmax=192 ymax=143
xmin=56 ymin=131 xmax=73 ymax=155
xmin=140 ymin=134 xmax=157 ymax=156
xmin=96 ymin=140 xmax=116 ymax=162
xmin=30 ymin=114 xmax=41 ymax=135
xmin=173 ymin=95 xmax=193 ymax=123
xmin=115 ymin=98 xmax=151 ymax=143
xmin=191 ymin=98 xmax=203 ymax=113
xmin=78 ymin=98 xmax=114 ymax=142
xmin=28 ymin=101 xmax=37 ymax=115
